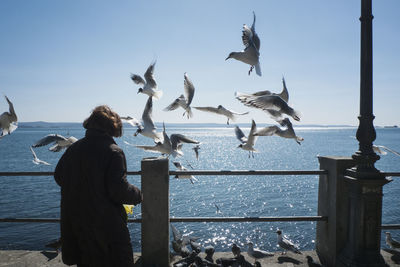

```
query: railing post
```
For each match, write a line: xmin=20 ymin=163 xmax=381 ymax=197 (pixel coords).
xmin=141 ymin=157 xmax=170 ymax=267
xmin=316 ymin=156 xmax=355 ymax=267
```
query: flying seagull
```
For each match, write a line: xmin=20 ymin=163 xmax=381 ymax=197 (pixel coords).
xmin=171 ymin=224 xmax=198 ymax=257
xmin=235 ymin=91 xmax=300 ymax=122
xmin=173 ymin=161 xmax=198 ymax=184
xmin=194 ymin=105 xmax=249 ymax=125
xmin=30 ymin=147 xmax=51 ymax=165
xmin=235 ymin=120 xmax=258 ymax=158
xmin=226 ymin=12 xmax=261 ymax=76
xmin=385 ymin=232 xmax=400 ymax=250
xmin=192 ymin=145 xmax=200 ymax=160
xmin=136 ymin=123 xmax=199 ymax=158
xmin=121 ymin=116 xmax=141 ymax=128
xmin=164 ymin=73 xmax=195 ymax=119
xmin=247 ymin=242 xmax=274 ymax=262
xmin=276 ymin=230 xmax=302 ymax=254
xmin=133 ymin=96 xmax=163 ymax=142
xmin=32 ymin=134 xmax=77 ymax=152
xmin=130 ymin=61 xmax=162 ymax=100
xmin=373 ymin=145 xmax=400 ymax=157
xmin=0 ymin=95 xmax=18 ymax=137
xmin=254 ymin=118 xmax=304 ymax=145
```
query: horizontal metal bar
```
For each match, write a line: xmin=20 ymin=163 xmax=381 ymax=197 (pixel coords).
xmin=1 ymin=170 xmax=398 ymax=177
xmin=0 ymin=216 xmax=327 ymax=224
xmin=168 ymin=216 xmax=328 ymax=222
xmin=381 ymin=224 xmax=400 ymax=230
xmin=169 ymin=170 xmax=328 ymax=176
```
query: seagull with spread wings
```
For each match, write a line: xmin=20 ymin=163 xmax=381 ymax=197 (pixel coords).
xmin=164 ymin=73 xmax=195 ymax=119
xmin=254 ymin=118 xmax=304 ymax=145
xmin=235 ymin=120 xmax=258 ymax=158
xmin=194 ymin=105 xmax=249 ymax=125
xmin=32 ymin=134 xmax=77 ymax=152
xmin=226 ymin=12 xmax=261 ymax=76
xmin=130 ymin=61 xmax=162 ymax=100
xmin=132 ymin=96 xmax=163 ymax=142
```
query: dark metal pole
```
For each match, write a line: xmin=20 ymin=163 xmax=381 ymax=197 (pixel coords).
xmin=339 ymin=1 xmax=392 ymax=265
xmin=352 ymin=0 xmax=380 ymax=174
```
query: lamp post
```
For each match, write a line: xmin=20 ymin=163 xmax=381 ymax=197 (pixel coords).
xmin=341 ymin=0 xmax=391 ymax=265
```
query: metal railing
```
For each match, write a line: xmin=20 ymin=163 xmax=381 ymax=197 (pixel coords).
xmin=0 ymin=169 xmax=399 ymax=228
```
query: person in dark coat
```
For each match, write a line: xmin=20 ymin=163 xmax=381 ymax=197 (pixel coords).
xmin=54 ymin=105 xmax=142 ymax=267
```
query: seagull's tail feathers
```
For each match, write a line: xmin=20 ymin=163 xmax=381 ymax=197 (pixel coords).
xmin=152 ymin=90 xmax=163 ymax=100
xmin=184 ymin=107 xmax=193 ymax=119
xmin=255 ymin=62 xmax=262 ymax=76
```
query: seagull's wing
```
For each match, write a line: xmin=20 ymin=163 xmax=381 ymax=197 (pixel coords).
xmin=30 ymin=147 xmax=51 ymax=165
xmin=170 ymin=134 xmax=199 ymax=150
xmin=164 ymin=97 xmax=181 ymax=111
xmin=376 ymin=145 xmax=400 ymax=157
xmin=171 ymin=224 xmax=182 ymax=241
xmin=144 ymin=61 xmax=157 ymax=88
xmin=234 ymin=126 xmax=247 ymax=143
xmin=130 ymin=74 xmax=145 ymax=85
xmin=183 ymin=73 xmax=195 ymax=106
xmin=247 ymin=120 xmax=257 ymax=146
xmin=5 ymin=96 xmax=17 ymax=122
xmin=193 ymin=106 xmax=220 ymax=115
xmin=279 ymin=76 xmax=289 ymax=103
xmin=173 ymin=161 xmax=183 ymax=170
xmin=254 ymin=126 xmax=280 ymax=136
xmin=121 ymin=116 xmax=141 ymax=127
xmin=32 ymin=134 xmax=67 ymax=148
xmin=251 ymin=11 xmax=261 ymax=51
xmin=242 ymin=24 xmax=254 ymax=49
xmin=142 ymin=97 xmax=156 ymax=130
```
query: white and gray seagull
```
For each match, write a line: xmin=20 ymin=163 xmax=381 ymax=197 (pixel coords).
xmin=135 ymin=123 xmax=199 ymax=158
xmin=235 ymin=90 xmax=300 ymax=122
xmin=226 ymin=12 xmax=261 ymax=76
xmin=133 ymin=96 xmax=163 ymax=142
xmin=171 ymin=224 xmax=198 ymax=256
xmin=32 ymin=134 xmax=77 ymax=152
xmin=276 ymin=230 xmax=302 ymax=254
xmin=130 ymin=61 xmax=163 ymax=100
xmin=385 ymin=232 xmax=400 ymax=250
xmin=373 ymin=145 xmax=400 ymax=157
xmin=194 ymin=105 xmax=249 ymax=125
xmin=192 ymin=145 xmax=200 ymax=160
xmin=164 ymin=73 xmax=195 ymax=119
xmin=247 ymin=242 xmax=274 ymax=262
xmin=173 ymin=161 xmax=198 ymax=184
xmin=121 ymin=116 xmax=141 ymax=128
xmin=30 ymin=147 xmax=51 ymax=165
xmin=235 ymin=120 xmax=258 ymax=158
xmin=254 ymin=118 xmax=304 ymax=145
xmin=0 ymin=95 xmax=18 ymax=138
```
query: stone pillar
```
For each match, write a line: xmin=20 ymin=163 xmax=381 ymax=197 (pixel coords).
xmin=337 ymin=171 xmax=391 ymax=266
xmin=141 ymin=157 xmax=170 ymax=267
xmin=316 ymin=156 xmax=355 ymax=267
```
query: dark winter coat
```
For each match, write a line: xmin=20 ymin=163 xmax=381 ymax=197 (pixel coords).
xmin=54 ymin=129 xmax=142 ymax=267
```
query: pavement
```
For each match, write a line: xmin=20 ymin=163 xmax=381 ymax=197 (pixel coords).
xmin=0 ymin=249 xmax=399 ymax=266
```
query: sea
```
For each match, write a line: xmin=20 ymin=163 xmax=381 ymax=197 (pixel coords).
xmin=0 ymin=123 xmax=399 ymax=253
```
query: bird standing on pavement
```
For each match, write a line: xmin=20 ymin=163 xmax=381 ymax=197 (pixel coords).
xmin=276 ymin=230 xmax=302 ymax=254
xmin=247 ymin=242 xmax=274 ymax=262
xmin=385 ymin=232 xmax=400 ymax=250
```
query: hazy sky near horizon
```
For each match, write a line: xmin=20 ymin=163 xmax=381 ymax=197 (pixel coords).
xmin=0 ymin=0 xmax=399 ymax=126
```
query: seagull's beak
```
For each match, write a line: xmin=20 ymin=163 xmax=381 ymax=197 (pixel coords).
xmin=225 ymin=56 xmax=230 ymax=61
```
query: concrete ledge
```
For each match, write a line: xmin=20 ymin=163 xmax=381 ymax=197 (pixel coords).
xmin=0 ymin=250 xmax=399 ymax=267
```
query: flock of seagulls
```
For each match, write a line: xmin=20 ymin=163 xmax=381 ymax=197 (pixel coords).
xmin=171 ymin=225 xmax=308 ymax=266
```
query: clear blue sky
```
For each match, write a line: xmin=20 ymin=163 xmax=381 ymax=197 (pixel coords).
xmin=0 ymin=0 xmax=399 ymax=126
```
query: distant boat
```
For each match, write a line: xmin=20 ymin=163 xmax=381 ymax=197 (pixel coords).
xmin=383 ymin=125 xmax=398 ymax=128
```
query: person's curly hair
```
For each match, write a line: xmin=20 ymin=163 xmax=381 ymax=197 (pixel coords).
xmin=83 ymin=105 xmax=123 ymax=137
